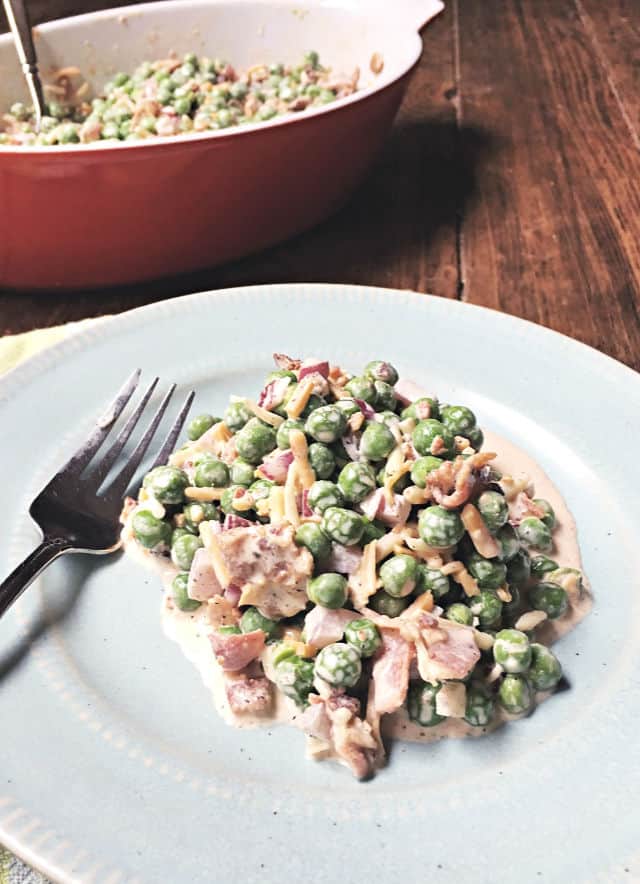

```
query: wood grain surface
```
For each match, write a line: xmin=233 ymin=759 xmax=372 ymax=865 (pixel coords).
xmin=1 ymin=0 xmax=639 ymax=372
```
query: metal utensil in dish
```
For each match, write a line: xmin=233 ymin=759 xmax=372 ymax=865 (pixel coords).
xmin=1 ymin=0 xmax=46 ymax=128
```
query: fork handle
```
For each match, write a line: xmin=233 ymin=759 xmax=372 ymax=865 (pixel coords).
xmin=0 ymin=538 xmax=73 ymax=619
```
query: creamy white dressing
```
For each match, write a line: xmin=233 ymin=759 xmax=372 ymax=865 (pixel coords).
xmin=122 ymin=428 xmax=592 ymax=751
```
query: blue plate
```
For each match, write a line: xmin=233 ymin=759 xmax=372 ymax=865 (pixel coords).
xmin=1 ymin=284 xmax=639 ymax=884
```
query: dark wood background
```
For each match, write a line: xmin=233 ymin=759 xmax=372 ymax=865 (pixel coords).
xmin=2 ymin=0 xmax=639 ymax=372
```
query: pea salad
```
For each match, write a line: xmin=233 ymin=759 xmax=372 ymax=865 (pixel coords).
xmin=123 ymin=354 xmax=589 ymax=779
xmin=0 ymin=51 xmax=358 ymax=146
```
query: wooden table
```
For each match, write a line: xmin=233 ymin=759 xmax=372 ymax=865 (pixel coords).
xmin=2 ymin=0 xmax=639 ymax=372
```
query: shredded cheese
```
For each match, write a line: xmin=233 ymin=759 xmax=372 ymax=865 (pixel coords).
xmin=384 ymin=460 xmax=413 ymax=505
xmin=269 ymin=486 xmax=285 ymax=524
xmin=403 ymin=485 xmax=428 ymax=505
xmin=243 ymin=398 xmax=284 ymax=427
xmin=184 ymin=486 xmax=225 ymax=501
xmin=284 ymin=462 xmax=300 ymax=527
xmin=499 ymin=474 xmax=532 ymax=501
xmin=461 ymin=503 xmax=500 ymax=559
xmin=285 ymin=378 xmax=314 ymax=419
xmin=349 ymin=540 xmax=377 ymax=609
xmin=435 ymin=682 xmax=466 ymax=718
xmin=515 ymin=610 xmax=548 ymax=632
xmin=496 ymin=585 xmax=512 ymax=603
xmin=442 ymin=561 xmax=480 ymax=597
xmin=289 ymin=429 xmax=315 ymax=489
xmin=199 ymin=521 xmax=232 ymax=588
xmin=375 ymin=529 xmax=403 ymax=562
xmin=402 ymin=535 xmax=445 ymax=561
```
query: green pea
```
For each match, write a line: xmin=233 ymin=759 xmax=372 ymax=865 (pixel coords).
xmin=528 ymin=582 xmax=568 ymax=619
xmin=493 ymin=628 xmax=532 ymax=673
xmin=266 ymin=368 xmax=297 ymax=384
xmin=502 ymin=585 xmax=523 ymax=624
xmin=498 ymin=674 xmax=533 ymax=715
xmin=464 ymin=684 xmax=495 ymax=727
xmin=300 ymin=393 xmax=327 ymax=419
xmin=469 ymin=591 xmax=503 ymax=628
xmin=171 ymin=532 xmax=203 ymax=570
xmin=412 ymin=419 xmax=455 ymax=458
xmin=446 ymin=602 xmax=473 ymax=626
xmin=272 ymin=642 xmax=296 ymax=666
xmin=308 ymin=442 xmax=336 ymax=479
xmin=369 ymin=590 xmax=409 ymax=617
xmin=334 ymin=398 xmax=361 ymax=418
xmin=305 ymin=405 xmax=347 ymax=444
xmin=224 ymin=400 xmax=252 ymax=431
xmin=172 ymin=572 xmax=201 ymax=612
xmin=143 ymin=465 xmax=189 ymax=504
xmin=530 ymin=555 xmax=559 ymax=577
xmin=506 ymin=549 xmax=531 ymax=587
xmin=230 ymin=458 xmax=256 ymax=487
xmin=337 ymin=462 xmax=377 ymax=503
xmin=376 ymin=463 xmax=410 ymax=493
xmin=545 ymin=567 xmax=583 ymax=594
xmin=220 ymin=484 xmax=251 ymax=516
xmin=344 ymin=376 xmax=377 ymax=405
xmin=183 ymin=501 xmax=218 ymax=531
xmin=440 ymin=405 xmax=477 ymax=436
xmin=240 ymin=606 xmax=279 ymax=637
xmin=314 ymin=642 xmax=362 ymax=688
xmin=418 ymin=565 xmax=451 ymax=599
xmin=467 ymin=552 xmax=508 ymax=590
xmin=528 ymin=643 xmax=562 ymax=691
xmin=364 ymin=360 xmax=399 ymax=386
xmin=533 ymin=498 xmax=556 ymax=529
xmin=187 ymin=414 xmax=219 ymax=441
xmin=235 ymin=418 xmax=277 ymax=463
xmin=418 ymin=505 xmax=465 ymax=549
xmin=379 ymin=554 xmax=418 ymax=598
xmin=407 ymin=681 xmax=444 ymax=727
xmin=194 ymin=457 xmax=230 ymax=488
xmin=517 ymin=516 xmax=553 ymax=552
xmin=376 ymin=410 xmax=401 ymax=427
xmin=132 ymin=509 xmax=172 ymax=549
xmin=275 ymin=655 xmax=315 ymax=707
xmin=344 ymin=619 xmax=382 ymax=657
xmin=401 ymin=397 xmax=440 ymax=421
xmin=496 ymin=524 xmax=520 ymax=562
xmin=295 ymin=522 xmax=331 ymax=562
xmin=360 ymin=422 xmax=395 ymax=461
xmin=172 ymin=526 xmax=195 ymax=544
xmin=360 ymin=518 xmax=386 ymax=545
xmin=218 ymin=624 xmax=242 ymax=635
xmin=476 ymin=490 xmax=509 ymax=534
xmin=372 ymin=380 xmax=397 ymax=411
xmin=276 ymin=418 xmax=306 ymax=449
xmin=411 ymin=456 xmax=443 ymax=488
xmin=320 ymin=506 xmax=365 ymax=546
xmin=467 ymin=427 xmax=484 ymax=451
xmin=307 ymin=480 xmax=344 ymax=515
xmin=307 ymin=572 xmax=348 ymax=609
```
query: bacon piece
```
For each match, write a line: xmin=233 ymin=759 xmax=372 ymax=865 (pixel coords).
xmin=417 ymin=620 xmax=480 ymax=682
xmin=304 ymin=606 xmax=358 ymax=650
xmin=226 ymin=676 xmax=272 ymax=714
xmin=209 ymin=629 xmax=265 ymax=671
xmin=187 ymin=547 xmax=222 ymax=601
xmin=297 ymin=695 xmax=332 ymax=742
xmin=370 ymin=629 xmax=412 ymax=715
xmin=273 ymin=352 xmax=301 ymax=371
xmin=324 ymin=698 xmax=377 ymax=780
xmin=299 ymin=360 xmax=329 ymax=380
xmin=224 ymin=583 xmax=242 ymax=606
xmin=508 ymin=491 xmax=546 ymax=526
xmin=223 ymin=513 xmax=253 ymax=530
xmin=354 ymin=398 xmax=376 ymax=420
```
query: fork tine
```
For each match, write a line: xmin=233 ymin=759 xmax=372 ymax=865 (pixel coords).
xmin=56 ymin=369 xmax=141 ymax=478
xmin=89 ymin=377 xmax=159 ymax=486
xmin=150 ymin=390 xmax=195 ymax=469
xmin=106 ymin=384 xmax=177 ymax=496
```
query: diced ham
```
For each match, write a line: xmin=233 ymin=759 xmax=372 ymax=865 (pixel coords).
xmin=297 ymin=696 xmax=332 ymax=742
xmin=299 ymin=360 xmax=330 ymax=380
xmin=223 ymin=513 xmax=253 ymax=530
xmin=418 ymin=621 xmax=481 ymax=682
xmin=304 ymin=606 xmax=358 ymax=650
xmin=359 ymin=488 xmax=411 ymax=526
xmin=257 ymin=376 xmax=292 ymax=411
xmin=393 ymin=379 xmax=430 ymax=405
xmin=218 ymin=524 xmax=313 ymax=619
xmin=187 ymin=547 xmax=222 ymax=601
xmin=207 ymin=595 xmax=238 ymax=628
xmin=226 ymin=676 xmax=272 ymax=714
xmin=259 ymin=448 xmax=294 ymax=484
xmin=354 ymin=398 xmax=376 ymax=420
xmin=369 ymin=629 xmax=412 ymax=715
xmin=209 ymin=629 xmax=265 ymax=671
xmin=324 ymin=697 xmax=377 ymax=780
xmin=326 ymin=543 xmax=363 ymax=575
xmin=273 ymin=352 xmax=301 ymax=371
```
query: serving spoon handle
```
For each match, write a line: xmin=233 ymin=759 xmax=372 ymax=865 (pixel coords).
xmin=2 ymin=0 xmax=46 ymax=129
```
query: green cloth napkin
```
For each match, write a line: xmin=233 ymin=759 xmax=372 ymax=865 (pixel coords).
xmin=0 ymin=320 xmax=96 ymax=883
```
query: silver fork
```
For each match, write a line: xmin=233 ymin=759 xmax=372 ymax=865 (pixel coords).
xmin=0 ymin=371 xmax=194 ymax=620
